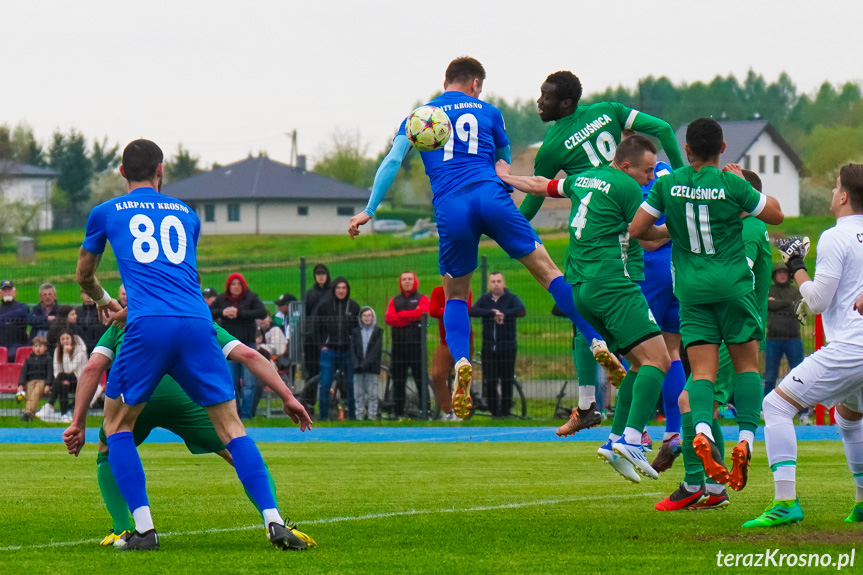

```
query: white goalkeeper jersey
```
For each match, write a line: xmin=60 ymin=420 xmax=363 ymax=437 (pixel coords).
xmin=812 ymin=215 xmax=863 ymax=346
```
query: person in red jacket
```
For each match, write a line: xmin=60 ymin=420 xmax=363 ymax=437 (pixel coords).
xmin=385 ymin=271 xmax=430 ymax=418
xmin=430 ymin=286 xmax=474 ymax=421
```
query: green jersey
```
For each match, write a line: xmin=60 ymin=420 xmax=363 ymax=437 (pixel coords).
xmin=742 ymin=216 xmax=772 ymax=327
xmin=93 ymin=323 xmax=241 ymax=401
xmin=644 ymin=166 xmax=766 ymax=304
xmin=557 ymin=165 xmax=645 ymax=284
xmin=521 ymin=102 xmax=684 ymax=220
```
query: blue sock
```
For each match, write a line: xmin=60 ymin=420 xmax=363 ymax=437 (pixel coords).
xmin=663 ymin=360 xmax=686 ymax=434
xmin=547 ymin=276 xmax=600 ymax=342
xmin=106 ymin=431 xmax=149 ymax=512
xmin=444 ymin=298 xmax=470 ymax=362
xmin=227 ymin=435 xmax=278 ymax=512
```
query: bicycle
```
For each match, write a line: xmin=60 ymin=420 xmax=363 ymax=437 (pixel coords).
xmin=378 ymin=350 xmax=439 ymax=420
xmin=299 ymin=370 xmax=351 ymax=421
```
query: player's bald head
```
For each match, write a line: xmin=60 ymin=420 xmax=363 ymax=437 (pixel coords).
xmin=839 ymin=163 xmax=863 ymax=212
xmin=122 ymin=139 xmax=163 ymax=183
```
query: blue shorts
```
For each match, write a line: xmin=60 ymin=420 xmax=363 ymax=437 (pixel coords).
xmin=639 ymin=248 xmax=680 ymax=334
xmin=107 ymin=316 xmax=235 ymax=406
xmin=434 ymin=182 xmax=541 ymax=277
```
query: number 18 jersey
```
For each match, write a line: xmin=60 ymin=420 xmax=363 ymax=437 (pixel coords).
xmin=642 ymin=166 xmax=766 ymax=304
xmin=396 ymin=91 xmax=509 ymax=203
xmin=82 ymin=187 xmax=210 ymax=323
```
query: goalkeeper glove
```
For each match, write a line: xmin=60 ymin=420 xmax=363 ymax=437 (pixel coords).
xmin=795 ymin=299 xmax=811 ymax=325
xmin=775 ymin=236 xmax=810 ymax=275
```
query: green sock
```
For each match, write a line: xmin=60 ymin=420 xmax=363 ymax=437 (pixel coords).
xmin=624 ymin=365 xmax=666 ymax=432
xmin=733 ymin=371 xmax=762 ymax=433
xmin=681 ymin=411 xmax=704 ymax=485
xmin=243 ymin=463 xmax=278 ymax=518
xmin=610 ymin=369 xmax=637 ymax=436
xmin=96 ymin=451 xmax=133 ymax=534
xmin=711 ymin=417 xmax=725 ymax=459
xmin=688 ymin=379 xmax=715 ymax=427
xmin=574 ymin=332 xmax=597 ymax=389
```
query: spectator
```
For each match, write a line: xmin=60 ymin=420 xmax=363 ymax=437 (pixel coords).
xmin=17 ymin=336 xmax=52 ymax=421
xmin=302 ymin=264 xmax=331 ymax=383
xmin=385 ymin=271 xmax=430 ymax=419
xmin=257 ymin=312 xmax=288 ymax=360
xmin=76 ymin=290 xmax=108 ymax=353
xmin=210 ymin=273 xmax=267 ymax=418
xmin=202 ymin=287 xmax=218 ymax=306
xmin=352 ymin=306 xmax=382 ymax=420
xmin=764 ymin=263 xmax=804 ymax=396
xmin=0 ymin=280 xmax=29 ymax=362
xmin=46 ymin=306 xmax=84 ymax=355
xmin=273 ymin=293 xmax=298 ymax=339
xmin=313 ymin=276 xmax=359 ymax=419
xmin=27 ymin=283 xmax=59 ymax=342
xmin=429 ymin=286 xmax=473 ymax=421
xmin=37 ymin=330 xmax=87 ymax=421
xmin=470 ymin=272 xmax=526 ymax=417
xmin=118 ymin=284 xmax=127 ymax=308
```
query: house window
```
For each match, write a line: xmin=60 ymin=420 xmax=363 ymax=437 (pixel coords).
xmin=773 ymin=155 xmax=781 ymax=174
xmin=204 ymin=204 xmax=215 ymax=222
xmin=227 ymin=204 xmax=241 ymax=222
xmin=743 ymin=155 xmax=751 ymax=170
xmin=336 ymin=206 xmax=353 ymax=217
xmin=297 ymin=206 xmax=309 ymax=216
xmin=758 ymin=155 xmax=766 ymax=174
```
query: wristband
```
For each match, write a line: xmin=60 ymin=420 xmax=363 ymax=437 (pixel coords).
xmin=547 ymin=180 xmax=564 ymax=198
xmin=95 ymin=290 xmax=112 ymax=307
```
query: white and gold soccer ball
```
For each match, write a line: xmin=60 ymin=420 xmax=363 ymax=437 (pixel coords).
xmin=405 ymin=106 xmax=452 ymax=152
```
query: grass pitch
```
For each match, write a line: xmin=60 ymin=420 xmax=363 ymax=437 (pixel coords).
xmin=1 ymin=440 xmax=859 ymax=574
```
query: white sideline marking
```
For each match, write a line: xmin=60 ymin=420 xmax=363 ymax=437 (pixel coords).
xmin=0 ymin=492 xmax=662 ymax=552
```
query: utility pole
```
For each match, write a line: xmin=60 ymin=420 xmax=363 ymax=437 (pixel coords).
xmin=286 ymin=130 xmax=298 ymax=167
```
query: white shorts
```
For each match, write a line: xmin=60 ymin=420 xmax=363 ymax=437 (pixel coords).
xmin=778 ymin=342 xmax=863 ymax=410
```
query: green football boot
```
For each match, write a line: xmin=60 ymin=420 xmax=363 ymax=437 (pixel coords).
xmin=742 ymin=499 xmax=804 ymax=528
xmin=844 ymin=502 xmax=863 ymax=523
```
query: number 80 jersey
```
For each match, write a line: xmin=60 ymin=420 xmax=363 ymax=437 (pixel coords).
xmin=82 ymin=187 xmax=211 ymax=323
xmin=396 ymin=91 xmax=510 ymax=204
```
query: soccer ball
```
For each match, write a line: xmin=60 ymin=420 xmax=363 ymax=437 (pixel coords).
xmin=405 ymin=106 xmax=451 ymax=152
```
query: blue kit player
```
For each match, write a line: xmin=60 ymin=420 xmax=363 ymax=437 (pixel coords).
xmin=622 ymin=129 xmax=687 ymax=473
xmin=348 ymin=56 xmax=623 ymax=419
xmin=66 ymin=139 xmax=314 ymax=551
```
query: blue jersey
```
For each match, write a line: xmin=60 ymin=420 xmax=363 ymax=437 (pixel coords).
xmin=642 ymin=161 xmax=673 ymax=256
xmin=82 ymin=187 xmax=211 ymax=324
xmin=397 ymin=91 xmax=509 ymax=203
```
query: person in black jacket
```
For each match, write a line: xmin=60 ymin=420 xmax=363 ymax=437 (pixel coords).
xmin=351 ymin=307 xmax=382 ymax=420
xmin=17 ymin=336 xmax=52 ymax=421
xmin=302 ymin=263 xmax=331 ymax=383
xmin=0 ymin=280 xmax=29 ymax=362
xmin=470 ymin=272 xmax=526 ymax=417
xmin=76 ymin=290 xmax=108 ymax=354
xmin=385 ymin=271 xmax=430 ymax=418
xmin=764 ymin=263 xmax=804 ymax=396
xmin=210 ymin=272 xmax=268 ymax=419
xmin=313 ymin=276 xmax=359 ymax=419
xmin=27 ymin=283 xmax=59 ymax=342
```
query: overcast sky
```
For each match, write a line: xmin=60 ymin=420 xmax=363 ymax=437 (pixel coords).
xmin=2 ymin=0 xmax=860 ymax=168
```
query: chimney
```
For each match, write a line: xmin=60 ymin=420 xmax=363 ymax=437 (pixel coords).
xmin=296 ymin=155 xmax=307 ymax=171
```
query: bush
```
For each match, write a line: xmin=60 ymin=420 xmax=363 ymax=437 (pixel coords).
xmin=798 ymin=178 xmax=832 ymax=216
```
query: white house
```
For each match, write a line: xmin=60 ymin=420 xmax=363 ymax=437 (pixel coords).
xmin=162 ymin=157 xmax=370 ymax=235
xmin=0 ymin=162 xmax=57 ymax=230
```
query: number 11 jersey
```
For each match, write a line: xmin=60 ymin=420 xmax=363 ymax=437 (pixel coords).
xmin=82 ymin=187 xmax=211 ymax=323
xmin=642 ymin=166 xmax=766 ymax=305
xmin=396 ymin=91 xmax=510 ymax=204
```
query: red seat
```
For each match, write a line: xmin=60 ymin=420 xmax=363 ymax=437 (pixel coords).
xmin=0 ymin=364 xmax=22 ymax=393
xmin=15 ymin=346 xmax=33 ymax=364
xmin=0 ymin=347 xmax=7 ymax=363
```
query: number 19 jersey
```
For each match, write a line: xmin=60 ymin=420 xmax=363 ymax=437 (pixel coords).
xmin=396 ymin=91 xmax=510 ymax=203
xmin=82 ymin=187 xmax=210 ymax=323
xmin=642 ymin=166 xmax=766 ymax=304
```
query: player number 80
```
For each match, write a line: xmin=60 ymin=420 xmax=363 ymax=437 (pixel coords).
xmin=129 ymin=214 xmax=188 ymax=264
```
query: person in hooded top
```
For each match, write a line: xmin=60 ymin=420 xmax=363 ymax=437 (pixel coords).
xmin=302 ymin=264 xmax=331 ymax=383
xmin=385 ymin=271 xmax=430 ymax=419
xmin=351 ymin=306 xmax=383 ymax=420
xmin=313 ymin=276 xmax=360 ymax=419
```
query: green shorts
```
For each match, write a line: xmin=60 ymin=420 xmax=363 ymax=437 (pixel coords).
xmin=679 ymin=292 xmax=763 ymax=348
xmin=98 ymin=379 xmax=225 ymax=455
xmin=573 ymin=278 xmax=661 ymax=356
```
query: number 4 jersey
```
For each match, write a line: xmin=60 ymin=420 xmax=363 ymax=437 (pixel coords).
xmin=82 ymin=187 xmax=211 ymax=323
xmin=396 ymin=91 xmax=509 ymax=204
xmin=642 ymin=166 xmax=767 ymax=304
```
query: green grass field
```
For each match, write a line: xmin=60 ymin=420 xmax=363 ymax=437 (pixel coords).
xmin=1 ymin=441 xmax=859 ymax=574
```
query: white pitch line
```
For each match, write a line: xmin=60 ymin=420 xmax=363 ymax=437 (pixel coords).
xmin=0 ymin=492 xmax=662 ymax=552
